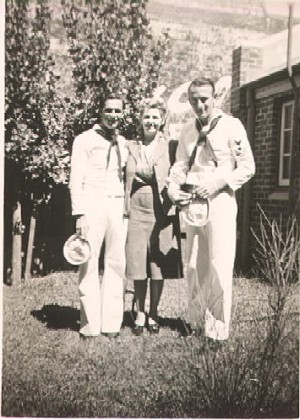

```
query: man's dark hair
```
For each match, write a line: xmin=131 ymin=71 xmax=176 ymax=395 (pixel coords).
xmin=188 ymin=77 xmax=215 ymax=94
xmin=101 ymin=94 xmax=124 ymax=111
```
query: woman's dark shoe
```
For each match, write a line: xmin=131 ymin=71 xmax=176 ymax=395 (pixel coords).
xmin=148 ymin=322 xmax=160 ymax=334
xmin=133 ymin=324 xmax=144 ymax=336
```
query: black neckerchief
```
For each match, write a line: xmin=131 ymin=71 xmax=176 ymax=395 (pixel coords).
xmin=188 ymin=115 xmax=222 ymax=170
xmin=94 ymin=126 xmax=116 ymax=143
xmin=94 ymin=126 xmax=123 ymax=181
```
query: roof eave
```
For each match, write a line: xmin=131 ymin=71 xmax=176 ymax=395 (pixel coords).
xmin=240 ymin=62 xmax=300 ymax=90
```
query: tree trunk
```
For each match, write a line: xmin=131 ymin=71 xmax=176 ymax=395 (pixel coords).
xmin=24 ymin=203 xmax=37 ymax=282
xmin=11 ymin=201 xmax=22 ymax=285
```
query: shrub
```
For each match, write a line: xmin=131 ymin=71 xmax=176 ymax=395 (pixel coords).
xmin=5 ymin=0 xmax=70 ymax=198
xmin=187 ymin=206 xmax=299 ymax=417
xmin=252 ymin=204 xmax=300 ymax=286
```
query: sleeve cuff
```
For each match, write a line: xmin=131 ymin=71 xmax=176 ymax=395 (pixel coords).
xmin=224 ymin=176 xmax=238 ymax=191
xmin=72 ymin=210 xmax=85 ymax=216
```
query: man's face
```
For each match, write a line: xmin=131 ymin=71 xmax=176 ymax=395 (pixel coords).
xmin=101 ymin=98 xmax=123 ymax=130
xmin=188 ymin=85 xmax=214 ymax=124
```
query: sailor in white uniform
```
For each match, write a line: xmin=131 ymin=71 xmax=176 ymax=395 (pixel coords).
xmin=69 ymin=96 xmax=128 ymax=338
xmin=168 ymin=77 xmax=255 ymax=341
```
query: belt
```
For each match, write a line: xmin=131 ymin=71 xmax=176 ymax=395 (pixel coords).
xmin=106 ymin=195 xmax=124 ymax=198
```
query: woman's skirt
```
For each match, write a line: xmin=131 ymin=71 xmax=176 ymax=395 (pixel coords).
xmin=126 ymin=185 xmax=182 ymax=280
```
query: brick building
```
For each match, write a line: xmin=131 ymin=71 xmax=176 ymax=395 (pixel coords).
xmin=231 ymin=23 xmax=300 ymax=271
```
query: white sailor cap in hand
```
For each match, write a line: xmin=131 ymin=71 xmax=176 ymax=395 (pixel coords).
xmin=181 ymin=196 xmax=209 ymax=227
xmin=63 ymin=234 xmax=91 ymax=265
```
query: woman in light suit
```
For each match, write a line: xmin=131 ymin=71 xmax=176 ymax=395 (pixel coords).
xmin=124 ymin=98 xmax=182 ymax=335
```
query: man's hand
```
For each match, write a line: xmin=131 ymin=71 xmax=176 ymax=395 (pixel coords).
xmin=194 ymin=177 xmax=227 ymax=199
xmin=76 ymin=215 xmax=88 ymax=238
xmin=168 ymin=183 xmax=192 ymax=208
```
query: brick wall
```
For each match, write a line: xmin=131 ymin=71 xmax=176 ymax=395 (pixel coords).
xmin=231 ymin=45 xmax=262 ymax=271
xmin=231 ymin=43 xmax=300 ymax=272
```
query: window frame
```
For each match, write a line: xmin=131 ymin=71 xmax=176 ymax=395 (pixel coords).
xmin=278 ymin=100 xmax=294 ymax=187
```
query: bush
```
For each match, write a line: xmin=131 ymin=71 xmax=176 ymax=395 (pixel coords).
xmin=184 ymin=206 xmax=300 ymax=417
xmin=252 ymin=204 xmax=300 ymax=286
xmin=61 ymin=0 xmax=170 ymax=140
xmin=5 ymin=0 xmax=70 ymax=198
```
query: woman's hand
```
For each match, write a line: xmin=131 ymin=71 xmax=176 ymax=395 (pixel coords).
xmin=168 ymin=183 xmax=192 ymax=208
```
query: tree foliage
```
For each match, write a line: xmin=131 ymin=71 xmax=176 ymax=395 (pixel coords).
xmin=61 ymin=0 xmax=169 ymax=139
xmin=5 ymin=0 xmax=169 ymax=197
xmin=5 ymin=0 xmax=69 ymax=199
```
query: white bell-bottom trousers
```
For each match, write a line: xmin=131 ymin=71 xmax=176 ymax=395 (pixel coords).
xmin=78 ymin=193 xmax=126 ymax=336
xmin=185 ymin=192 xmax=237 ymax=340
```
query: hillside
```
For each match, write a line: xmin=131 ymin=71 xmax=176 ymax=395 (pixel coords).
xmin=48 ymin=0 xmax=295 ymax=97
xmin=147 ymin=0 xmax=288 ymax=32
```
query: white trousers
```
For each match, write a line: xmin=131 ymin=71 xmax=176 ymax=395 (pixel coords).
xmin=78 ymin=194 xmax=126 ymax=336
xmin=185 ymin=192 xmax=237 ymax=340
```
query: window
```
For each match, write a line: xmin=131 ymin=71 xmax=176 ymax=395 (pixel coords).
xmin=279 ymin=101 xmax=294 ymax=186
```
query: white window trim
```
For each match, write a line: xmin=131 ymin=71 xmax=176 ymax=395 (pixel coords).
xmin=279 ymin=100 xmax=294 ymax=187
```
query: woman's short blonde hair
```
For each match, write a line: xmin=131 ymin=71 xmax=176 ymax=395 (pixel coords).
xmin=139 ymin=97 xmax=167 ymax=120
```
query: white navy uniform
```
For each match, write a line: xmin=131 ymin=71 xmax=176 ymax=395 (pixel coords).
xmin=169 ymin=110 xmax=255 ymax=340
xmin=69 ymin=124 xmax=128 ymax=335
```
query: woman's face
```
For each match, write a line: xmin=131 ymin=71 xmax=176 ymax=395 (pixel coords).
xmin=142 ymin=108 xmax=163 ymax=138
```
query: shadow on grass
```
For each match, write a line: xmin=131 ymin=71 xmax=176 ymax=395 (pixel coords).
xmin=31 ymin=304 xmax=80 ymax=331
xmin=32 ymin=306 xmax=189 ymax=335
xmin=159 ymin=316 xmax=189 ymax=335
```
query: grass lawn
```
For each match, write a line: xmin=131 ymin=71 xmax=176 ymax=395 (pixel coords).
xmin=2 ymin=272 xmax=299 ymax=418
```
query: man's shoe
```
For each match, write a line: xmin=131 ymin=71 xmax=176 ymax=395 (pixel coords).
xmin=79 ymin=333 xmax=97 ymax=340
xmin=182 ymin=322 xmax=202 ymax=337
xmin=190 ymin=328 xmax=202 ymax=337
xmin=132 ymin=324 xmax=144 ymax=336
xmin=101 ymin=332 xmax=120 ymax=338
xmin=205 ymin=337 xmax=225 ymax=351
